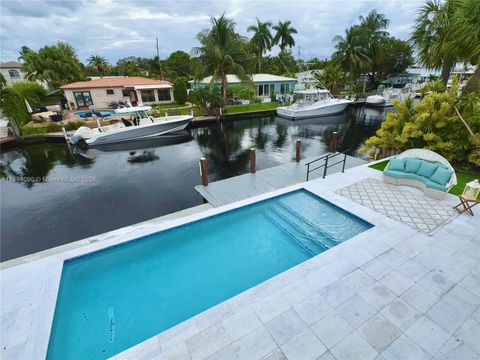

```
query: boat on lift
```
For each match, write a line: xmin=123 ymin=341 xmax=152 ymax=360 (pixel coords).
xmin=366 ymin=85 xmax=415 ymax=107
xmin=63 ymin=106 xmax=193 ymax=146
xmin=276 ymin=89 xmax=353 ymax=119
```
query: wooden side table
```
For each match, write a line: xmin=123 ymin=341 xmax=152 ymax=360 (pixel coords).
xmin=453 ymin=196 xmax=479 ymax=216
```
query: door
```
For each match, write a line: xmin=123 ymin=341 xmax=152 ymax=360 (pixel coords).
xmin=129 ymin=90 xmax=138 ymax=106
xmin=74 ymin=91 xmax=93 ymax=107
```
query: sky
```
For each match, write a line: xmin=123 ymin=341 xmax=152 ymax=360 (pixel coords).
xmin=0 ymin=0 xmax=424 ymax=64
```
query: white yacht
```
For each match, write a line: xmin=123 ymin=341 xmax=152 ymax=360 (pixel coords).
xmin=276 ymin=89 xmax=353 ymax=119
xmin=366 ymin=85 xmax=415 ymax=107
xmin=64 ymin=106 xmax=193 ymax=146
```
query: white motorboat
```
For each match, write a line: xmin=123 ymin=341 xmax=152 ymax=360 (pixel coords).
xmin=366 ymin=85 xmax=415 ymax=107
xmin=64 ymin=106 xmax=193 ymax=146
xmin=276 ymin=89 xmax=353 ymax=119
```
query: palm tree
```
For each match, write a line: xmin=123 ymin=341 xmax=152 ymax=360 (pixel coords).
xmin=410 ymin=0 xmax=457 ymax=84
xmin=87 ymin=55 xmax=111 ymax=77
xmin=332 ymin=26 xmax=371 ymax=87
xmin=247 ymin=18 xmax=273 ymax=72
xmin=272 ymin=20 xmax=297 ymax=51
xmin=358 ymin=10 xmax=390 ymax=84
xmin=449 ymin=0 xmax=480 ymax=91
xmin=193 ymin=15 xmax=251 ymax=104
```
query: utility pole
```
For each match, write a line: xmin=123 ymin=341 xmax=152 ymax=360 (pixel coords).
xmin=156 ymin=37 xmax=163 ymax=79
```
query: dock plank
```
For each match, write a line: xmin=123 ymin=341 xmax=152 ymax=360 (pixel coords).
xmin=195 ymin=153 xmax=367 ymax=207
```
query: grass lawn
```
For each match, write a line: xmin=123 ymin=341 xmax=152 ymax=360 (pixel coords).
xmin=223 ymin=102 xmax=279 ymax=114
xmin=368 ymin=159 xmax=479 ymax=199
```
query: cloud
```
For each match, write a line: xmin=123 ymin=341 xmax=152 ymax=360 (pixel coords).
xmin=0 ymin=0 xmax=424 ymax=64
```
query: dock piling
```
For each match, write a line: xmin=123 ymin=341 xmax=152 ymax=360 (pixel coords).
xmin=199 ymin=158 xmax=208 ymax=186
xmin=295 ymin=140 xmax=301 ymax=162
xmin=331 ymin=132 xmax=338 ymax=153
xmin=249 ymin=148 xmax=256 ymax=173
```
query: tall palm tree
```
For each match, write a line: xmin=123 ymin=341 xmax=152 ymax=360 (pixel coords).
xmin=449 ymin=0 xmax=480 ymax=91
xmin=247 ymin=18 xmax=273 ymax=72
xmin=332 ymin=26 xmax=371 ymax=87
xmin=193 ymin=15 xmax=251 ymax=103
xmin=87 ymin=55 xmax=111 ymax=77
xmin=272 ymin=20 xmax=297 ymax=51
xmin=359 ymin=10 xmax=390 ymax=84
xmin=410 ymin=0 xmax=457 ymax=84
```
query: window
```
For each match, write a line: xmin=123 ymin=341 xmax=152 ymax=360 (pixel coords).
xmin=106 ymin=89 xmax=114 ymax=95
xmin=280 ymin=83 xmax=290 ymax=95
xmin=141 ymin=89 xmax=155 ymax=102
xmin=157 ymin=89 xmax=171 ymax=101
xmin=8 ymin=70 xmax=20 ymax=79
xmin=73 ymin=91 xmax=93 ymax=107
xmin=122 ymin=89 xmax=130 ymax=97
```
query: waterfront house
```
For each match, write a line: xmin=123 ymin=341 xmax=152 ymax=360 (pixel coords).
xmin=189 ymin=73 xmax=296 ymax=99
xmin=0 ymin=61 xmax=25 ymax=86
xmin=61 ymin=76 xmax=174 ymax=110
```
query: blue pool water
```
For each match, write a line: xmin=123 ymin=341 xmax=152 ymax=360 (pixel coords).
xmin=47 ymin=190 xmax=372 ymax=359
xmin=75 ymin=110 xmax=115 ymax=117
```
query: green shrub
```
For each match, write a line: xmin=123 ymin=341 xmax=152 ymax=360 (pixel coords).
xmin=252 ymin=97 xmax=262 ymax=104
xmin=270 ymin=90 xmax=276 ymax=102
xmin=173 ymin=78 xmax=187 ymax=105
xmin=0 ymin=81 xmax=47 ymax=126
xmin=21 ymin=121 xmax=95 ymax=135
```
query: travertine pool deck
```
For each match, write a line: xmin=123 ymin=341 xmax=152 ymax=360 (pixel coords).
xmin=1 ymin=162 xmax=479 ymax=360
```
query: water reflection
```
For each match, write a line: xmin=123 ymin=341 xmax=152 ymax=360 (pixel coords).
xmin=1 ymin=107 xmax=392 ymax=261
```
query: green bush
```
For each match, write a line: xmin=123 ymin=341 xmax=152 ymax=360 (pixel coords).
xmin=173 ymin=78 xmax=187 ymax=105
xmin=252 ymin=97 xmax=262 ymax=104
xmin=270 ymin=90 xmax=276 ymax=102
xmin=0 ymin=81 xmax=47 ymax=126
xmin=21 ymin=121 xmax=95 ymax=136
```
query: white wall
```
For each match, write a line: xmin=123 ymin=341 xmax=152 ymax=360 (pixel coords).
xmin=0 ymin=68 xmax=26 ymax=86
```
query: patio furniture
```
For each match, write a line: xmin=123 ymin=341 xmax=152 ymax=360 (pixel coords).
xmin=453 ymin=179 xmax=480 ymax=216
xmin=383 ymin=149 xmax=457 ymax=200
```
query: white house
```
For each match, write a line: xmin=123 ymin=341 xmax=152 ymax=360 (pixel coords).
xmin=61 ymin=76 xmax=174 ymax=110
xmin=0 ymin=61 xmax=26 ymax=86
xmin=189 ymin=73 xmax=297 ymax=99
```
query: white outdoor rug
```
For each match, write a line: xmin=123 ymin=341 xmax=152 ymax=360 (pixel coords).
xmin=336 ymin=178 xmax=457 ymax=235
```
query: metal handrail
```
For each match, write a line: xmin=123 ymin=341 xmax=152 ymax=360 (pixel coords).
xmin=306 ymin=152 xmax=347 ymax=181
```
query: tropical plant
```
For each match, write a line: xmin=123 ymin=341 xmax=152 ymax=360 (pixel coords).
xmin=410 ymin=0 xmax=457 ymax=84
xmin=87 ymin=55 xmax=110 ymax=77
xmin=188 ymin=87 xmax=224 ymax=115
xmin=332 ymin=26 xmax=371 ymax=86
xmin=0 ymin=81 xmax=47 ymax=126
xmin=165 ymin=51 xmax=192 ymax=79
xmin=0 ymin=73 xmax=6 ymax=89
xmin=247 ymin=18 xmax=273 ymax=72
xmin=272 ymin=20 xmax=297 ymax=51
xmin=313 ymin=62 xmax=347 ymax=94
xmin=373 ymin=37 xmax=414 ymax=79
xmin=173 ymin=78 xmax=187 ymax=105
xmin=193 ymin=15 xmax=252 ymax=103
xmin=19 ymin=42 xmax=83 ymax=88
xmin=417 ymin=79 xmax=446 ymax=96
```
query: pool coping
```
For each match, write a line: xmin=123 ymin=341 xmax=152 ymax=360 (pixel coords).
xmin=2 ymin=162 xmax=475 ymax=360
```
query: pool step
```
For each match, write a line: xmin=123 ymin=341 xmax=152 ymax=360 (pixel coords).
xmin=264 ymin=203 xmax=340 ymax=256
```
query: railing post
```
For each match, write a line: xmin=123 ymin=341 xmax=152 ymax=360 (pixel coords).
xmin=342 ymin=153 xmax=347 ymax=173
xmin=331 ymin=132 xmax=338 ymax=153
xmin=295 ymin=140 xmax=301 ymax=162
xmin=249 ymin=148 xmax=256 ymax=173
xmin=306 ymin=163 xmax=310 ymax=181
xmin=323 ymin=155 xmax=329 ymax=178
xmin=199 ymin=158 xmax=208 ymax=186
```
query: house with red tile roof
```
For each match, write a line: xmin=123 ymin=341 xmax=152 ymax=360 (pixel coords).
xmin=61 ymin=76 xmax=174 ymax=110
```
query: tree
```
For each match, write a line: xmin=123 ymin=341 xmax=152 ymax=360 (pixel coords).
xmin=87 ymin=55 xmax=110 ymax=77
xmin=18 ymin=42 xmax=83 ymax=88
xmin=193 ymin=15 xmax=252 ymax=103
xmin=173 ymin=78 xmax=187 ymax=105
xmin=313 ymin=62 xmax=347 ymax=94
xmin=247 ymin=18 xmax=273 ymax=73
xmin=114 ymin=57 xmax=143 ymax=76
xmin=374 ymin=38 xmax=414 ymax=79
xmin=358 ymin=10 xmax=390 ymax=84
xmin=188 ymin=87 xmax=224 ymax=115
xmin=263 ymin=51 xmax=298 ymax=76
xmin=332 ymin=26 xmax=371 ymax=86
xmin=0 ymin=81 xmax=47 ymax=126
xmin=410 ymin=0 xmax=457 ymax=84
xmin=165 ymin=51 xmax=192 ymax=79
xmin=0 ymin=73 xmax=6 ymax=89
xmin=448 ymin=0 xmax=480 ymax=91
xmin=272 ymin=20 xmax=297 ymax=51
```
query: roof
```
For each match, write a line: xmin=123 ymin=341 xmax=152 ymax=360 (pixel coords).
xmin=190 ymin=73 xmax=296 ymax=84
xmin=61 ymin=76 xmax=172 ymax=90
xmin=0 ymin=61 xmax=22 ymax=69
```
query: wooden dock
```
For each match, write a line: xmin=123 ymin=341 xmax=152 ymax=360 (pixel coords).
xmin=195 ymin=154 xmax=367 ymax=207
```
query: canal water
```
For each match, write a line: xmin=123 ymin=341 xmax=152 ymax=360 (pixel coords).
xmin=0 ymin=106 xmax=392 ymax=261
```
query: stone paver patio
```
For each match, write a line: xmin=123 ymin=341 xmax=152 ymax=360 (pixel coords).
xmin=1 ymin=161 xmax=479 ymax=360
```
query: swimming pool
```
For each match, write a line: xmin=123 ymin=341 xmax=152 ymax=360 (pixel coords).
xmin=47 ymin=190 xmax=372 ymax=359
xmin=75 ymin=110 xmax=115 ymax=117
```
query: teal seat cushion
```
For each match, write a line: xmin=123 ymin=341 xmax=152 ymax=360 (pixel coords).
xmin=384 ymin=170 xmax=427 ymax=183
xmin=425 ymin=179 xmax=447 ymax=192
xmin=430 ymin=167 xmax=453 ymax=185
xmin=416 ymin=161 xmax=438 ymax=178
xmin=405 ymin=158 xmax=422 ymax=173
xmin=389 ymin=158 xmax=405 ymax=171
